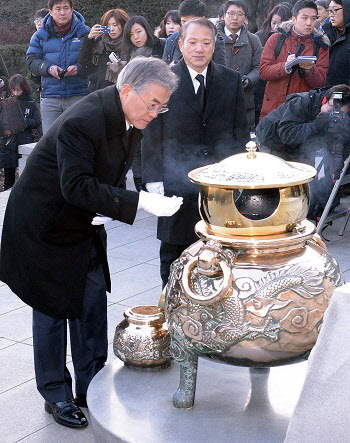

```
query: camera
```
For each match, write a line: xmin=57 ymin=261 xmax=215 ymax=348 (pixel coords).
xmin=58 ymin=69 xmax=67 ymax=79
xmin=327 ymin=92 xmax=350 ymax=135
xmin=100 ymin=26 xmax=110 ymax=34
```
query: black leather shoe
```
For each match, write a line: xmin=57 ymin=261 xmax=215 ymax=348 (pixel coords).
xmin=45 ymin=399 xmax=88 ymax=428
xmin=74 ymin=393 xmax=88 ymax=408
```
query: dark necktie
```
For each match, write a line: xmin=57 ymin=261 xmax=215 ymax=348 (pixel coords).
xmin=195 ymin=74 xmax=206 ymax=113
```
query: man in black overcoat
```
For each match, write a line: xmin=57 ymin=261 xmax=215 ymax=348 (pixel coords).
xmin=142 ymin=18 xmax=250 ymax=288
xmin=0 ymin=57 xmax=181 ymax=429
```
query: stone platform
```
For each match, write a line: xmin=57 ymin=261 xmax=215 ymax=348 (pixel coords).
xmin=87 ymin=357 xmax=307 ymax=443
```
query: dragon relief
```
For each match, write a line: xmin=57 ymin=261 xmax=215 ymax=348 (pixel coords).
xmin=165 ymin=239 xmax=342 ymax=408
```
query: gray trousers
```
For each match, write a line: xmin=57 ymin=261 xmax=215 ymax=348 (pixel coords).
xmin=40 ymin=96 xmax=86 ymax=134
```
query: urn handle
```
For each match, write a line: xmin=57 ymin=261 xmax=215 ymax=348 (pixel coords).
xmin=181 ymin=245 xmax=234 ymax=305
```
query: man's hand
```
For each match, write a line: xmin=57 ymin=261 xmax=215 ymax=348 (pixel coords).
xmin=145 ymin=182 xmax=164 ymax=195
xmin=242 ymin=75 xmax=250 ymax=89
xmin=284 ymin=54 xmax=296 ymax=74
xmin=286 ymin=53 xmax=296 ymax=64
xmin=49 ymin=65 xmax=62 ymax=79
xmin=314 ymin=112 xmax=330 ymax=131
xmin=65 ymin=66 xmax=78 ymax=77
xmin=299 ymin=61 xmax=315 ymax=71
xmin=138 ymin=191 xmax=183 ymax=217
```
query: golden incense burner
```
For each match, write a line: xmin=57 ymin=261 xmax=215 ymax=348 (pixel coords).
xmin=165 ymin=143 xmax=343 ymax=409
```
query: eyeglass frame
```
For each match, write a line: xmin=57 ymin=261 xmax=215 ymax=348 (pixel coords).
xmin=328 ymin=7 xmax=343 ymax=16
xmin=134 ymin=89 xmax=169 ymax=114
xmin=34 ymin=18 xmax=44 ymax=24
xmin=226 ymin=11 xmax=246 ymax=18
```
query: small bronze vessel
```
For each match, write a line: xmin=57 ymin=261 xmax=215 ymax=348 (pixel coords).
xmin=113 ymin=305 xmax=171 ymax=370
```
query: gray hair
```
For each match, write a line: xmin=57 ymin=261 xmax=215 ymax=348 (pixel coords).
xmin=116 ymin=56 xmax=179 ymax=93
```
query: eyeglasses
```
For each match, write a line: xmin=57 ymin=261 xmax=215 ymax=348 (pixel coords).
xmin=226 ymin=11 xmax=245 ymax=18
xmin=328 ymin=7 xmax=343 ymax=16
xmin=135 ymin=89 xmax=169 ymax=114
xmin=34 ymin=19 xmax=43 ymax=24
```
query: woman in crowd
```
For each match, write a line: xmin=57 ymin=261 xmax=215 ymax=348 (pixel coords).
xmin=256 ymin=4 xmax=292 ymax=46
xmin=122 ymin=16 xmax=166 ymax=192
xmin=155 ymin=10 xmax=181 ymax=38
xmin=78 ymin=8 xmax=129 ymax=91
xmin=122 ymin=16 xmax=165 ymax=61
xmin=323 ymin=0 xmax=350 ymax=86
xmin=254 ymin=4 xmax=292 ymax=125
xmin=0 ymin=74 xmax=41 ymax=190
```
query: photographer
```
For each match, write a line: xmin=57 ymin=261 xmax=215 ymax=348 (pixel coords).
xmin=277 ymin=84 xmax=350 ymax=219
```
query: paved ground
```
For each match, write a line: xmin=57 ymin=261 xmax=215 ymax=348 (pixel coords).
xmin=0 ymin=176 xmax=349 ymax=443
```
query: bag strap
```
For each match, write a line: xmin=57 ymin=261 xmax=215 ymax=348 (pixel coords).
xmin=247 ymin=31 xmax=255 ymax=55
xmin=274 ymin=33 xmax=287 ymax=59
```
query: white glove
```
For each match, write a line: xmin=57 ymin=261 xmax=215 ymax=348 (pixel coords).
xmin=91 ymin=214 xmax=113 ymax=225
xmin=145 ymin=182 xmax=164 ymax=195
xmin=138 ymin=190 xmax=183 ymax=217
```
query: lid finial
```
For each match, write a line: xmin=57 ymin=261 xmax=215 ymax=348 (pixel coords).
xmin=246 ymin=141 xmax=257 ymax=159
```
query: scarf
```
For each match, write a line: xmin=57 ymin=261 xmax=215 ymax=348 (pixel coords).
xmin=129 ymin=45 xmax=153 ymax=60
xmin=92 ymin=35 xmax=124 ymax=83
xmin=54 ymin=21 xmax=72 ymax=38
xmin=92 ymin=35 xmax=123 ymax=66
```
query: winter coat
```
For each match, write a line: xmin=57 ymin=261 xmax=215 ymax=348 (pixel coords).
xmin=142 ymin=59 xmax=250 ymax=245
xmin=149 ymin=37 xmax=166 ymax=59
xmin=78 ymin=36 xmax=119 ymax=91
xmin=26 ymin=11 xmax=90 ymax=98
xmin=260 ymin=21 xmax=329 ymax=119
xmin=276 ymin=90 xmax=350 ymax=216
xmin=217 ymin=21 xmax=262 ymax=129
xmin=162 ymin=31 xmax=227 ymax=66
xmin=0 ymin=94 xmax=41 ymax=168
xmin=254 ymin=30 xmax=276 ymax=125
xmin=0 ymin=86 xmax=141 ymax=319
xmin=323 ymin=0 xmax=350 ymax=86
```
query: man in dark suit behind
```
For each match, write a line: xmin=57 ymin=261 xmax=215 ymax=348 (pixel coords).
xmin=142 ymin=18 xmax=250 ymax=288
xmin=0 ymin=57 xmax=182 ymax=430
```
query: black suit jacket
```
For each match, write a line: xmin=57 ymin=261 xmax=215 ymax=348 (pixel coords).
xmin=142 ymin=59 xmax=250 ymax=244
xmin=0 ymin=86 xmax=141 ymax=318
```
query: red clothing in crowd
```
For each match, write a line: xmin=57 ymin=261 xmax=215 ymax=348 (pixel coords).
xmin=259 ymin=21 xmax=329 ymax=120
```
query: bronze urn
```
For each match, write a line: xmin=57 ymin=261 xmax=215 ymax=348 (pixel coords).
xmin=165 ymin=144 xmax=343 ymax=409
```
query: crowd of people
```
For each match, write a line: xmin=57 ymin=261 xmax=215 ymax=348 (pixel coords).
xmin=0 ymin=0 xmax=349 ymax=432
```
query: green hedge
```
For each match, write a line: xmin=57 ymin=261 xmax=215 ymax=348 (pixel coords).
xmin=74 ymin=0 xmax=180 ymax=29
xmin=0 ymin=0 xmax=182 ymax=44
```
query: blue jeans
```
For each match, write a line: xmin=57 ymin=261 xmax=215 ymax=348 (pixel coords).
xmin=40 ymin=96 xmax=86 ymax=134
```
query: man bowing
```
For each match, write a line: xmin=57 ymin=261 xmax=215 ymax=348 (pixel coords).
xmin=0 ymin=57 xmax=182 ymax=429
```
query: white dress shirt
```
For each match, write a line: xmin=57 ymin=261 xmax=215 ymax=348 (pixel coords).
xmin=187 ymin=65 xmax=208 ymax=94
xmin=224 ymin=26 xmax=241 ymax=41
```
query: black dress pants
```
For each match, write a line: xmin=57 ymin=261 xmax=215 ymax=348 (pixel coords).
xmin=160 ymin=241 xmax=190 ymax=288
xmin=3 ymin=168 xmax=16 ymax=190
xmin=32 ymin=247 xmax=107 ymax=403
